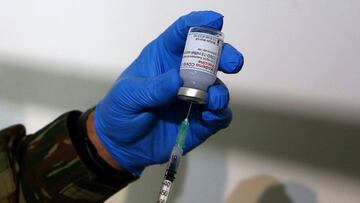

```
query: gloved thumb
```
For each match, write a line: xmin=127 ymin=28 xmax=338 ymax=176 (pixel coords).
xmin=122 ymin=69 xmax=182 ymax=111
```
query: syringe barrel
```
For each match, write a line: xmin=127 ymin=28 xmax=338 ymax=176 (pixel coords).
xmin=157 ymin=146 xmax=183 ymax=203
xmin=157 ymin=179 xmax=172 ymax=203
xmin=165 ymin=145 xmax=183 ymax=181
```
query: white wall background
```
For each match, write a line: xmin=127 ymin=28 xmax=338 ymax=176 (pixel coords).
xmin=0 ymin=0 xmax=359 ymax=202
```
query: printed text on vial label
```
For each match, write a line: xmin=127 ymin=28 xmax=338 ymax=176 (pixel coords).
xmin=181 ymin=33 xmax=222 ymax=75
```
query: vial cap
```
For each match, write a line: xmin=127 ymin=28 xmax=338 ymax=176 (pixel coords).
xmin=177 ymin=87 xmax=208 ymax=104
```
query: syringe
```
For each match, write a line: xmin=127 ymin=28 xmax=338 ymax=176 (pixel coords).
xmin=157 ymin=103 xmax=193 ymax=203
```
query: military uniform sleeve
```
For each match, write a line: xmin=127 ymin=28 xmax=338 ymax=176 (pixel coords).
xmin=0 ymin=124 xmax=25 ymax=203
xmin=0 ymin=110 xmax=137 ymax=203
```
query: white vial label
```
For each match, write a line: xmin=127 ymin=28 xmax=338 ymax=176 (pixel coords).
xmin=181 ymin=31 xmax=223 ymax=75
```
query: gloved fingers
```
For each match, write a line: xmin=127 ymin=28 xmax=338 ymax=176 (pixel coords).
xmin=207 ymin=79 xmax=230 ymax=111
xmin=201 ymin=107 xmax=232 ymax=131
xmin=122 ymin=69 xmax=183 ymax=111
xmin=159 ymin=10 xmax=224 ymax=54
xmin=219 ymin=43 xmax=244 ymax=74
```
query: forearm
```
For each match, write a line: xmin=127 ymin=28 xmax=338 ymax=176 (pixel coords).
xmin=86 ymin=110 xmax=124 ymax=171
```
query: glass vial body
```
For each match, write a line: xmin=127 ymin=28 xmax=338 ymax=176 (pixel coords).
xmin=177 ymin=27 xmax=224 ymax=104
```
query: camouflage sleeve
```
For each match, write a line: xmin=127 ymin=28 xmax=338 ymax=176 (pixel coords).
xmin=0 ymin=110 xmax=138 ymax=203
xmin=0 ymin=124 xmax=25 ymax=203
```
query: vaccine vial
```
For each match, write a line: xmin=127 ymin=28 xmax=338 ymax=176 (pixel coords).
xmin=177 ymin=27 xmax=224 ymax=104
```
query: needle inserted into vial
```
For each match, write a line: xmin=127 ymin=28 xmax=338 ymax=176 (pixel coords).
xmin=158 ymin=26 xmax=224 ymax=203
xmin=157 ymin=103 xmax=192 ymax=203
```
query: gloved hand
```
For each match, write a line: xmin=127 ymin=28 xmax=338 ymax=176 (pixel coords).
xmin=94 ymin=11 xmax=244 ymax=176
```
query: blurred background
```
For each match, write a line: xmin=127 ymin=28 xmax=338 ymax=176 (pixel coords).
xmin=1 ymin=0 xmax=359 ymax=202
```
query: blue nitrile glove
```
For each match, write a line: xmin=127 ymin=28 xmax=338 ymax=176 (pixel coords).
xmin=94 ymin=11 xmax=244 ymax=176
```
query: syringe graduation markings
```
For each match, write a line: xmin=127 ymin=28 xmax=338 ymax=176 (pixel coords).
xmin=157 ymin=103 xmax=192 ymax=203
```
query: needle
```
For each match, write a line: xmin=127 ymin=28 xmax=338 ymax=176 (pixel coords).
xmin=185 ymin=102 xmax=193 ymax=120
